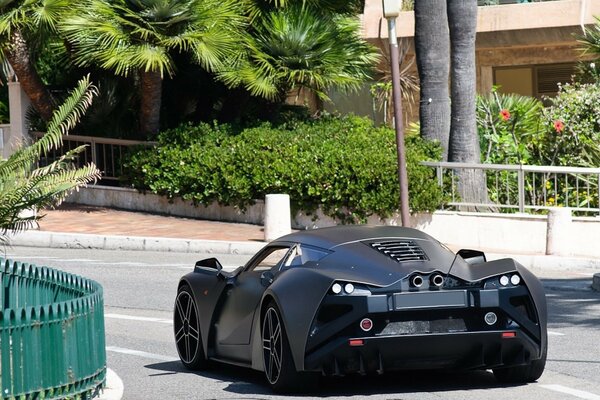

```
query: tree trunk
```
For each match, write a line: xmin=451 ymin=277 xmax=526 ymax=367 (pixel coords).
xmin=414 ymin=0 xmax=451 ymax=159
xmin=447 ymin=0 xmax=488 ymax=206
xmin=6 ymin=29 xmax=56 ymax=122
xmin=139 ymin=70 xmax=163 ymax=138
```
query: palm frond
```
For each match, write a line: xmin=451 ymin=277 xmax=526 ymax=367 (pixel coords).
xmin=0 ymin=76 xmax=101 ymax=244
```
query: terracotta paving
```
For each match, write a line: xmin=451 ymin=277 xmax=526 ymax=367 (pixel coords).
xmin=37 ymin=203 xmax=266 ymax=242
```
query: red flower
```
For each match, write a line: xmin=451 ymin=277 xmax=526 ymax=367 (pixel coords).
xmin=553 ymin=120 xmax=565 ymax=133
xmin=499 ymin=109 xmax=511 ymax=121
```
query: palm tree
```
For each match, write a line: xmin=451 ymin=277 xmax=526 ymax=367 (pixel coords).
xmin=447 ymin=0 xmax=488 ymax=206
xmin=61 ymin=0 xmax=247 ymax=138
xmin=414 ymin=0 xmax=450 ymax=159
xmin=0 ymin=0 xmax=67 ymax=121
xmin=0 ymin=75 xmax=101 ymax=244
xmin=414 ymin=0 xmax=487 ymax=207
xmin=219 ymin=4 xmax=379 ymax=104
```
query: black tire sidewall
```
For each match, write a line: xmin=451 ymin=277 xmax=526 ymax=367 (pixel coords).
xmin=174 ymin=284 xmax=206 ymax=370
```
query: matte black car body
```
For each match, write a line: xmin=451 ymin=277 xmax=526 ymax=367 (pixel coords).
xmin=174 ymin=225 xmax=547 ymax=391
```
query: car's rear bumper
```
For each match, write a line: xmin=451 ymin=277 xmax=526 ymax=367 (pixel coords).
xmin=304 ymin=329 xmax=540 ymax=375
xmin=303 ymin=283 xmax=544 ymax=374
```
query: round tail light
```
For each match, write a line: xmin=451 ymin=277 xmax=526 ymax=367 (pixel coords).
xmin=484 ymin=312 xmax=498 ymax=326
xmin=360 ymin=318 xmax=373 ymax=332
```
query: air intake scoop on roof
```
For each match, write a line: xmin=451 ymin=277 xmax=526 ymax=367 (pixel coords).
xmin=366 ymin=239 xmax=428 ymax=262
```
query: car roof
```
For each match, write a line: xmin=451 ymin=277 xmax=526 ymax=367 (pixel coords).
xmin=273 ymin=225 xmax=436 ymax=251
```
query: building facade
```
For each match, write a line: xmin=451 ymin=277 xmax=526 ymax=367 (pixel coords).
xmin=328 ymin=0 xmax=600 ymax=121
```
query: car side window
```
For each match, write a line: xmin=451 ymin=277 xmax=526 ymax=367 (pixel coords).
xmin=283 ymin=245 xmax=330 ymax=268
xmin=250 ymin=247 xmax=291 ymax=272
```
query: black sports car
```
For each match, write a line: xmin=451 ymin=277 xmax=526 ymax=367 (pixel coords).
xmin=173 ymin=225 xmax=547 ymax=393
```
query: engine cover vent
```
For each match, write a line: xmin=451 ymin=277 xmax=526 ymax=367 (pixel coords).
xmin=367 ymin=240 xmax=428 ymax=262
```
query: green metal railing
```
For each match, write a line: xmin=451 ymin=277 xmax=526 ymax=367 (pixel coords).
xmin=1 ymin=258 xmax=106 ymax=399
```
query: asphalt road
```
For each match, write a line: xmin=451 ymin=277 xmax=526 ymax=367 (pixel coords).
xmin=4 ymin=246 xmax=600 ymax=400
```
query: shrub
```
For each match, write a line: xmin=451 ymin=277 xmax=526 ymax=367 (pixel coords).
xmin=477 ymin=89 xmax=544 ymax=165
xmin=540 ymin=82 xmax=600 ymax=167
xmin=124 ymin=115 xmax=445 ymax=221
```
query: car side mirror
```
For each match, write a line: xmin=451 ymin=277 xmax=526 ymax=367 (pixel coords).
xmin=195 ymin=258 xmax=223 ymax=274
xmin=260 ymin=271 xmax=275 ymax=287
xmin=457 ymin=249 xmax=487 ymax=265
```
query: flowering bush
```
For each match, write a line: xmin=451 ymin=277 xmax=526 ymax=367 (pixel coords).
xmin=540 ymin=82 xmax=600 ymax=167
xmin=477 ymin=89 xmax=543 ymax=165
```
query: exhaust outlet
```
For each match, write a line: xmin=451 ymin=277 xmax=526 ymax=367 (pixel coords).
xmin=431 ymin=274 xmax=444 ymax=287
xmin=410 ymin=274 xmax=423 ymax=288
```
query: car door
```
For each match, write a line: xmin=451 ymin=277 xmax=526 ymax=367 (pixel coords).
xmin=213 ymin=245 xmax=292 ymax=362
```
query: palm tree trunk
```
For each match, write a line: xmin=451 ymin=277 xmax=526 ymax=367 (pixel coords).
xmin=414 ymin=0 xmax=450 ymax=159
xmin=447 ymin=0 xmax=488 ymax=207
xmin=139 ymin=70 xmax=163 ymax=138
xmin=6 ymin=28 xmax=55 ymax=122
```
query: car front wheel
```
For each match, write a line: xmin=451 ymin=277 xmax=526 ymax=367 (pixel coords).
xmin=174 ymin=284 xmax=207 ymax=370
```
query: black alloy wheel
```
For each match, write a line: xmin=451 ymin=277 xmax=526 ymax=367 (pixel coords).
xmin=261 ymin=302 xmax=318 ymax=393
xmin=174 ymin=285 xmax=206 ymax=369
xmin=262 ymin=306 xmax=283 ymax=385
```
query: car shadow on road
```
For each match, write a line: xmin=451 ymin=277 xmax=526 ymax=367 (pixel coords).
xmin=144 ymin=361 xmax=520 ymax=397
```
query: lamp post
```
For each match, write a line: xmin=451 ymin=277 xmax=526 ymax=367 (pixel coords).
xmin=382 ymin=0 xmax=410 ymax=226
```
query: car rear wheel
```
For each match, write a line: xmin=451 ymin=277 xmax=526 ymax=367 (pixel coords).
xmin=493 ymin=344 xmax=547 ymax=383
xmin=174 ymin=284 xmax=207 ymax=370
xmin=262 ymin=302 xmax=317 ymax=393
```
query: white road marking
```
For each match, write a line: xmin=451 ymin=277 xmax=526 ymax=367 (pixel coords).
xmin=93 ymin=261 xmax=148 ymax=266
xmin=105 ymin=313 xmax=172 ymax=324
xmin=4 ymin=255 xmax=58 ymax=260
xmin=561 ymin=299 xmax=598 ymax=303
xmin=540 ymin=384 xmax=600 ymax=400
xmin=4 ymin=255 xmax=190 ymax=268
xmin=106 ymin=346 xmax=178 ymax=362
xmin=548 ymin=331 xmax=565 ymax=336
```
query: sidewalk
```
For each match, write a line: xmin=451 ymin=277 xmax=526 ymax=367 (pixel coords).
xmin=37 ymin=203 xmax=266 ymax=242
xmin=9 ymin=203 xmax=268 ymax=254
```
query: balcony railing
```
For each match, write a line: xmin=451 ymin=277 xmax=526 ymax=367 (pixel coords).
xmin=32 ymin=132 xmax=155 ymax=184
xmin=422 ymin=161 xmax=600 ymax=215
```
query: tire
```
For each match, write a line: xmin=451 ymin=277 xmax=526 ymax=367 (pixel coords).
xmin=174 ymin=284 xmax=207 ymax=370
xmin=262 ymin=302 xmax=318 ymax=393
xmin=493 ymin=344 xmax=547 ymax=383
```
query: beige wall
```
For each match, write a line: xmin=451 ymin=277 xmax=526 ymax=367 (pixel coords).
xmin=363 ymin=0 xmax=600 ymax=40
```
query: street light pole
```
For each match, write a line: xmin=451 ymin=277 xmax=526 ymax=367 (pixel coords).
xmin=382 ymin=0 xmax=410 ymax=226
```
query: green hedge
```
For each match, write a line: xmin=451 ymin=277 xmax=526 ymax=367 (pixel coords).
xmin=123 ymin=115 xmax=445 ymax=222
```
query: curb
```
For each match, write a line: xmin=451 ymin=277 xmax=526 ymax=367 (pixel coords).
xmin=96 ymin=368 xmax=123 ymax=400
xmin=8 ymin=230 xmax=265 ymax=255
xmin=593 ymin=273 xmax=600 ymax=292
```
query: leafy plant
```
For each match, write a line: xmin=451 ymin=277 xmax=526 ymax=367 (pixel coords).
xmin=124 ymin=115 xmax=446 ymax=221
xmin=0 ymin=76 xmax=101 ymax=244
xmin=477 ymin=88 xmax=544 ymax=165
xmin=540 ymin=81 xmax=600 ymax=167
xmin=60 ymin=0 xmax=248 ymax=137
xmin=219 ymin=4 xmax=379 ymax=102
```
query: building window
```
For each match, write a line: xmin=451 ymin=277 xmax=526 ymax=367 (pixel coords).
xmin=493 ymin=63 xmax=576 ymax=99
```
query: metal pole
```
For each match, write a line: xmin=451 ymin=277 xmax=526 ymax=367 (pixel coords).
xmin=387 ymin=18 xmax=410 ymax=226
